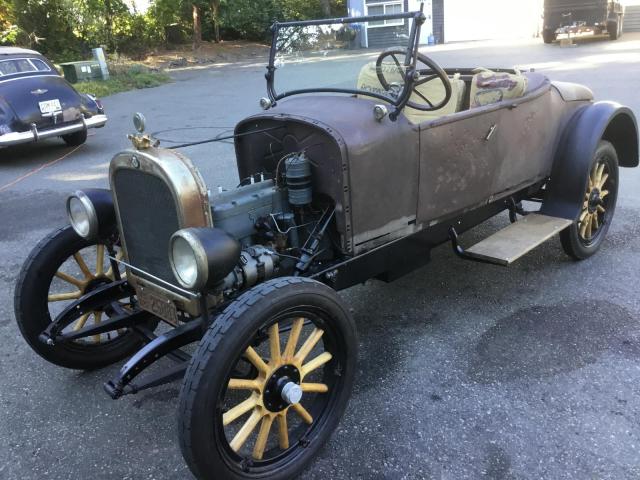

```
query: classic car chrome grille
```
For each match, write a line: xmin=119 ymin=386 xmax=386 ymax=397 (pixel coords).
xmin=112 ymin=168 xmax=180 ymax=284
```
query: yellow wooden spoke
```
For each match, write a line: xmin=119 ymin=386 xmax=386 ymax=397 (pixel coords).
xmin=269 ymin=323 xmax=281 ymax=364
xmin=55 ymin=271 xmax=84 ymax=288
xmin=93 ymin=311 xmax=103 ymax=343
xmin=579 ymin=210 xmax=589 ymax=223
xmin=291 ymin=403 xmax=313 ymax=424
xmin=596 ymin=163 xmax=605 ymax=185
xmin=586 ymin=215 xmax=593 ymax=239
xmin=48 ymin=291 xmax=82 ymax=302
xmin=301 ymin=352 xmax=333 ymax=377
xmin=252 ymin=415 xmax=274 ymax=460
xmin=244 ymin=346 xmax=270 ymax=375
xmin=277 ymin=413 xmax=289 ymax=449
xmin=300 ymin=383 xmax=329 ymax=393
xmin=95 ymin=244 xmax=105 ymax=276
xmin=73 ymin=252 xmax=94 ymax=279
xmin=579 ymin=216 xmax=589 ymax=238
xmin=597 ymin=205 xmax=606 ymax=213
xmin=283 ymin=318 xmax=304 ymax=359
xmin=229 ymin=408 xmax=262 ymax=452
xmin=598 ymin=172 xmax=609 ymax=190
xmin=223 ymin=396 xmax=258 ymax=426
xmin=294 ymin=328 xmax=324 ymax=363
xmin=592 ymin=212 xmax=599 ymax=230
xmin=73 ymin=312 xmax=91 ymax=331
xmin=228 ymin=379 xmax=261 ymax=391
xmin=601 ymin=189 xmax=609 ymax=199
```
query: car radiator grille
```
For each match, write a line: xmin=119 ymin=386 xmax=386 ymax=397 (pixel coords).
xmin=112 ymin=169 xmax=180 ymax=285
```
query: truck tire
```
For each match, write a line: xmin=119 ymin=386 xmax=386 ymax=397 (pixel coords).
xmin=608 ymin=19 xmax=620 ymax=40
xmin=543 ymin=29 xmax=557 ymax=44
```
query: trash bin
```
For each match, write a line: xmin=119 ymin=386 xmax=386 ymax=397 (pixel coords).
xmin=59 ymin=61 xmax=103 ymax=83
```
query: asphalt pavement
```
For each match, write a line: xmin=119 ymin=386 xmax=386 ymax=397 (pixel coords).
xmin=2 ymin=34 xmax=640 ymax=479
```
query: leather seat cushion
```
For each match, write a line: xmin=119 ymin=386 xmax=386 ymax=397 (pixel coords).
xmin=470 ymin=68 xmax=528 ymax=108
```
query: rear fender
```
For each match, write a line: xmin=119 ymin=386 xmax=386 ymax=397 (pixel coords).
xmin=541 ymin=101 xmax=638 ymax=221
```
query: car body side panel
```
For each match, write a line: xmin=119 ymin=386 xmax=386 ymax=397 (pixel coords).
xmin=417 ymin=86 xmax=586 ymax=225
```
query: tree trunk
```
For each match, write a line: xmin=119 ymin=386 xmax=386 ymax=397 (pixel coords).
xmin=211 ymin=0 xmax=221 ymax=43
xmin=105 ymin=0 xmax=114 ymax=50
xmin=192 ymin=3 xmax=202 ymax=49
xmin=319 ymin=0 xmax=331 ymax=17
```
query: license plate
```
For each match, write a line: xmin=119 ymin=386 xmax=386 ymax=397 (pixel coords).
xmin=137 ymin=286 xmax=178 ymax=325
xmin=38 ymin=99 xmax=61 ymax=114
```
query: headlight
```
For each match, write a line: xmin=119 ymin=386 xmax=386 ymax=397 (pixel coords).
xmin=66 ymin=189 xmax=115 ymax=240
xmin=169 ymin=228 xmax=241 ymax=291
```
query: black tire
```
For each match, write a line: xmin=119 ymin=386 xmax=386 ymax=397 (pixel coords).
xmin=14 ymin=226 xmax=144 ymax=370
xmin=178 ymin=277 xmax=357 ymax=480
xmin=62 ymin=129 xmax=87 ymax=146
xmin=543 ymin=29 xmax=556 ymax=44
xmin=560 ymin=140 xmax=619 ymax=260
xmin=608 ymin=20 xmax=619 ymax=40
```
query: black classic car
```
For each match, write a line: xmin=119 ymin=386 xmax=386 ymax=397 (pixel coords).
xmin=0 ymin=47 xmax=107 ymax=147
xmin=14 ymin=9 xmax=639 ymax=480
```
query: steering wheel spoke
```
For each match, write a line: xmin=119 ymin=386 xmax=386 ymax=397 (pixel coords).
xmin=374 ymin=49 xmax=452 ymax=112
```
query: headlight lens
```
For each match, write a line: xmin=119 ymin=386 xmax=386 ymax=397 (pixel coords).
xmin=171 ymin=235 xmax=200 ymax=288
xmin=67 ymin=195 xmax=93 ymax=238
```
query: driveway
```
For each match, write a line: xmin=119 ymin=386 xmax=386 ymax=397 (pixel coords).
xmin=2 ymin=34 xmax=640 ymax=479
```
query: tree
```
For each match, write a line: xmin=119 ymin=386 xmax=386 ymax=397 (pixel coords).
xmin=192 ymin=2 xmax=202 ymax=47
xmin=210 ymin=0 xmax=220 ymax=42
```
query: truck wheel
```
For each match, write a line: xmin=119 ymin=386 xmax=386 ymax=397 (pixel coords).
xmin=560 ymin=140 xmax=619 ymax=260
xmin=14 ymin=226 xmax=145 ymax=369
xmin=178 ymin=277 xmax=357 ymax=480
xmin=608 ymin=20 xmax=620 ymax=40
xmin=543 ymin=29 xmax=556 ymax=44
xmin=62 ymin=129 xmax=87 ymax=146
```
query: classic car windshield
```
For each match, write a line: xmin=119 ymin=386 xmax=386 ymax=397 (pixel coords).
xmin=270 ymin=13 xmax=421 ymax=104
xmin=0 ymin=57 xmax=51 ymax=77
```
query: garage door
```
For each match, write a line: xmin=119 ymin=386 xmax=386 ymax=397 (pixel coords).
xmin=443 ymin=0 xmax=542 ymax=42
xmin=624 ymin=5 xmax=640 ymax=32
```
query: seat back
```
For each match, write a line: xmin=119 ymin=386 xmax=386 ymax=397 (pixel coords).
xmin=357 ymin=62 xmax=466 ymax=124
xmin=469 ymin=68 xmax=528 ymax=108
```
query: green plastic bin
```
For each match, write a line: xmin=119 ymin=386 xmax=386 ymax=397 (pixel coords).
xmin=59 ymin=61 xmax=103 ymax=83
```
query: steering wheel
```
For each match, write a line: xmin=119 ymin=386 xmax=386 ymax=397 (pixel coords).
xmin=375 ymin=49 xmax=452 ymax=111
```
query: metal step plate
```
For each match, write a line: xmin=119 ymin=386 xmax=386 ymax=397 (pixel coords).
xmin=465 ymin=213 xmax=573 ymax=266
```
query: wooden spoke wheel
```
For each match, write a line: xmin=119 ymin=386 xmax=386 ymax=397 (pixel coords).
xmin=14 ymin=226 xmax=144 ymax=370
xmin=560 ymin=140 xmax=619 ymax=260
xmin=179 ymin=278 xmax=357 ymax=480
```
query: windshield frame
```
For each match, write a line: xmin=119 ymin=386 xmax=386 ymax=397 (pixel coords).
xmin=265 ymin=10 xmax=426 ymax=116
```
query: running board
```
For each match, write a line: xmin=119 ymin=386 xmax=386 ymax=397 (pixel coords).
xmin=450 ymin=214 xmax=572 ymax=266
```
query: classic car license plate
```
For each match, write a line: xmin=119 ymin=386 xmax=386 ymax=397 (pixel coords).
xmin=137 ymin=287 xmax=178 ymax=325
xmin=38 ymin=99 xmax=62 ymax=114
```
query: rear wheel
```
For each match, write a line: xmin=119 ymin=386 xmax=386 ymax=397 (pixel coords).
xmin=608 ymin=18 xmax=620 ymax=40
xmin=178 ymin=277 xmax=357 ymax=480
xmin=560 ymin=140 xmax=619 ymax=260
xmin=62 ymin=129 xmax=87 ymax=146
xmin=14 ymin=226 xmax=144 ymax=369
xmin=543 ymin=29 xmax=557 ymax=44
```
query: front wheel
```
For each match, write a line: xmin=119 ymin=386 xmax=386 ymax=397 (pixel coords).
xmin=14 ymin=226 xmax=144 ymax=369
xmin=178 ymin=277 xmax=357 ymax=480
xmin=560 ymin=140 xmax=619 ymax=260
xmin=608 ymin=20 xmax=620 ymax=40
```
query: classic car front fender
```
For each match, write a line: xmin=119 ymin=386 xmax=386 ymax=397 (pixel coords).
xmin=541 ymin=101 xmax=639 ymax=221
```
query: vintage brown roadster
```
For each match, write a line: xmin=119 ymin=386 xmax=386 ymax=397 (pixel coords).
xmin=14 ymin=9 xmax=639 ymax=480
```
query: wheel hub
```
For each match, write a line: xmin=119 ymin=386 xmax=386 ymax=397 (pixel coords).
xmin=587 ymin=188 xmax=601 ymax=214
xmin=263 ymin=364 xmax=301 ymax=412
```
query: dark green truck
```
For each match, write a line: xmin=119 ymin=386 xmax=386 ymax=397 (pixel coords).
xmin=543 ymin=0 xmax=625 ymax=43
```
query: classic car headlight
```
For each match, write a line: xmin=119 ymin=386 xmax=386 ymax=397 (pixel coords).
xmin=169 ymin=228 xmax=241 ymax=291
xmin=66 ymin=189 xmax=116 ymax=240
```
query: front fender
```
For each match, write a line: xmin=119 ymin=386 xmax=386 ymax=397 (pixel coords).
xmin=541 ymin=101 xmax=638 ymax=221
